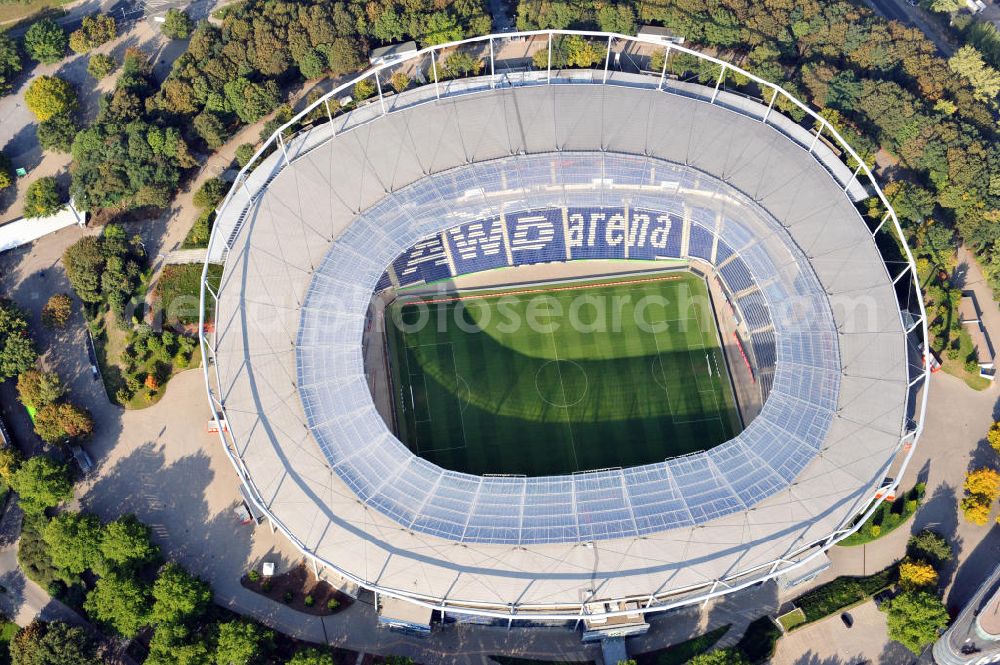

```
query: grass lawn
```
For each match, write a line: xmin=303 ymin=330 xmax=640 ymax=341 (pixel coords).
xmin=776 ymin=607 xmax=806 ymax=632
xmin=0 ymin=0 xmax=68 ymax=27
xmin=634 ymin=624 xmax=730 ymax=665
xmin=385 ymin=270 xmax=740 ymax=476
xmin=940 ymin=355 xmax=991 ymax=390
xmin=839 ymin=483 xmax=925 ymax=546
xmin=156 ymin=263 xmax=223 ymax=328
xmin=791 ymin=566 xmax=896 ymax=624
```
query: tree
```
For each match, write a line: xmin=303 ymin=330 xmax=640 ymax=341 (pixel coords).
xmin=69 ymin=14 xmax=117 ymax=53
xmin=162 ymin=9 xmax=194 ymax=40
xmin=964 ymin=467 xmax=1000 ymax=500
xmin=0 ymin=152 xmax=12 ymax=190
xmin=41 ymin=293 xmax=73 ymax=328
xmin=948 ymin=45 xmax=1000 ymax=101
xmin=884 ymin=590 xmax=949 ymax=654
xmin=908 ymin=530 xmax=953 ymax=565
xmin=87 ymin=53 xmax=116 ymax=79
xmin=597 ymin=5 xmax=636 ymax=34
xmin=193 ymin=178 xmax=227 ymax=209
xmin=23 ymin=177 xmax=64 ymax=217
xmin=0 ymin=300 xmax=37 ymax=380
xmin=989 ymin=422 xmax=1000 ymax=455
xmin=25 ymin=76 xmax=77 ymax=122
xmin=9 ymin=456 xmax=73 ymax=513
xmin=0 ymin=33 xmax=21 ymax=96
xmin=0 ymin=447 xmax=23 ymax=484
xmin=214 ymin=620 xmax=273 ymax=665
xmin=37 ymin=114 xmax=79 ymax=153
xmin=286 ymin=649 xmax=335 ymax=665
xmin=84 ymin=574 xmax=151 ymax=637
xmin=899 ymin=558 xmax=939 ymax=588
xmin=193 ymin=111 xmax=228 ymax=150
xmin=930 ymin=0 xmax=965 ymax=10
xmin=42 ymin=511 xmax=103 ymax=577
xmin=24 ymin=19 xmax=67 ymax=64
xmin=687 ymin=650 xmax=751 ymax=665
xmin=150 ymin=563 xmax=212 ymax=625
xmin=440 ymin=52 xmax=482 ymax=79
xmin=34 ymin=402 xmax=94 ymax=443
xmin=11 ymin=620 xmax=100 ymax=665
xmin=223 ymin=77 xmax=280 ymax=123
xmin=961 ymin=494 xmax=992 ymax=525
xmin=99 ymin=514 xmax=159 ymax=572
xmin=16 ymin=370 xmax=65 ymax=409
xmin=63 ymin=237 xmax=104 ymax=304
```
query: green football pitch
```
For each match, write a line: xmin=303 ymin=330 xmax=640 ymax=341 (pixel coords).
xmin=384 ymin=270 xmax=741 ymax=476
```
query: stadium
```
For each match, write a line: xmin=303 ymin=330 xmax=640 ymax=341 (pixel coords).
xmin=200 ymin=31 xmax=929 ymax=627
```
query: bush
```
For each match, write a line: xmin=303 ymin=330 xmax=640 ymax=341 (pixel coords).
xmin=23 ymin=177 xmax=64 ymax=218
xmin=41 ymin=293 xmax=73 ymax=328
xmin=326 ymin=597 xmax=339 ymax=611
xmin=283 ymin=590 xmax=293 ymax=604
xmin=235 ymin=143 xmax=257 ymax=168
xmin=183 ymin=210 xmax=214 ymax=248
xmin=793 ymin=568 xmax=896 ymax=623
xmin=353 ymin=79 xmax=375 ymax=101
xmin=304 ymin=594 xmax=314 ymax=607
xmin=25 ymin=76 xmax=77 ymax=122
xmin=87 ymin=53 xmax=116 ymax=80
xmin=390 ymin=71 xmax=410 ymax=92
xmin=161 ymin=9 xmax=193 ymax=39
xmin=734 ymin=617 xmax=781 ymax=663
xmin=0 ymin=152 xmax=12 ymax=190
xmin=24 ymin=19 xmax=67 ymax=64
xmin=247 ymin=569 xmax=260 ymax=582
xmin=37 ymin=114 xmax=79 ymax=153
xmin=192 ymin=177 xmax=227 ymax=209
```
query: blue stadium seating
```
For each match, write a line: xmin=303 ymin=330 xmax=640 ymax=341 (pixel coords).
xmin=375 ymin=271 xmax=393 ymax=292
xmin=391 ymin=233 xmax=453 ymax=287
xmin=565 ymin=207 xmax=628 ymax=260
xmin=720 ymin=258 xmax=755 ymax=294
xmin=446 ymin=217 xmax=511 ymax=274
xmin=628 ymin=208 xmax=682 ymax=260
xmin=505 ymin=209 xmax=566 ymax=265
xmin=737 ymin=292 xmax=771 ymax=332
xmin=715 ymin=239 xmax=734 ymax=264
xmin=687 ymin=223 xmax=714 ymax=261
xmin=750 ymin=330 xmax=777 ymax=368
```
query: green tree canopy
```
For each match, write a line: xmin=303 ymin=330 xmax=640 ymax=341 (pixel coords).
xmin=69 ymin=14 xmax=117 ymax=53
xmin=162 ymin=9 xmax=194 ymax=40
xmin=62 ymin=237 xmax=104 ymax=304
xmin=99 ymin=514 xmax=159 ymax=572
xmin=908 ymin=530 xmax=953 ymax=565
xmin=85 ymin=573 xmax=152 ymax=637
xmin=10 ymin=620 xmax=100 ymax=665
xmin=87 ymin=53 xmax=116 ymax=80
xmin=223 ymin=77 xmax=281 ymax=123
xmin=16 ymin=370 xmax=65 ymax=409
xmin=24 ymin=19 xmax=67 ymax=64
xmin=214 ymin=620 xmax=273 ymax=665
xmin=24 ymin=76 xmax=78 ymax=122
xmin=37 ymin=114 xmax=80 ymax=153
xmin=286 ymin=649 xmax=336 ymax=665
xmin=884 ymin=590 xmax=949 ymax=654
xmin=687 ymin=650 xmax=751 ymax=665
xmin=150 ymin=563 xmax=212 ymax=625
xmin=0 ymin=300 xmax=36 ymax=379
xmin=42 ymin=511 xmax=103 ymax=577
xmin=33 ymin=402 xmax=94 ymax=443
xmin=23 ymin=177 xmax=64 ymax=217
xmin=193 ymin=177 xmax=227 ymax=209
xmin=949 ymin=46 xmax=1000 ymax=102
xmin=0 ymin=33 xmax=21 ymax=95
xmin=10 ymin=455 xmax=73 ymax=513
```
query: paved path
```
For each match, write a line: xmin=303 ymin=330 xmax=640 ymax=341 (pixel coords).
xmin=164 ymin=247 xmax=207 ymax=264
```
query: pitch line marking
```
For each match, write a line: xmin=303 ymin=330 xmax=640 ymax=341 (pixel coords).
xmin=400 ymin=274 xmax=685 ymax=305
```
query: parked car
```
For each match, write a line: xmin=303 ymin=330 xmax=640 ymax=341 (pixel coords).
xmin=840 ymin=612 xmax=854 ymax=628
xmin=71 ymin=446 xmax=94 ymax=474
